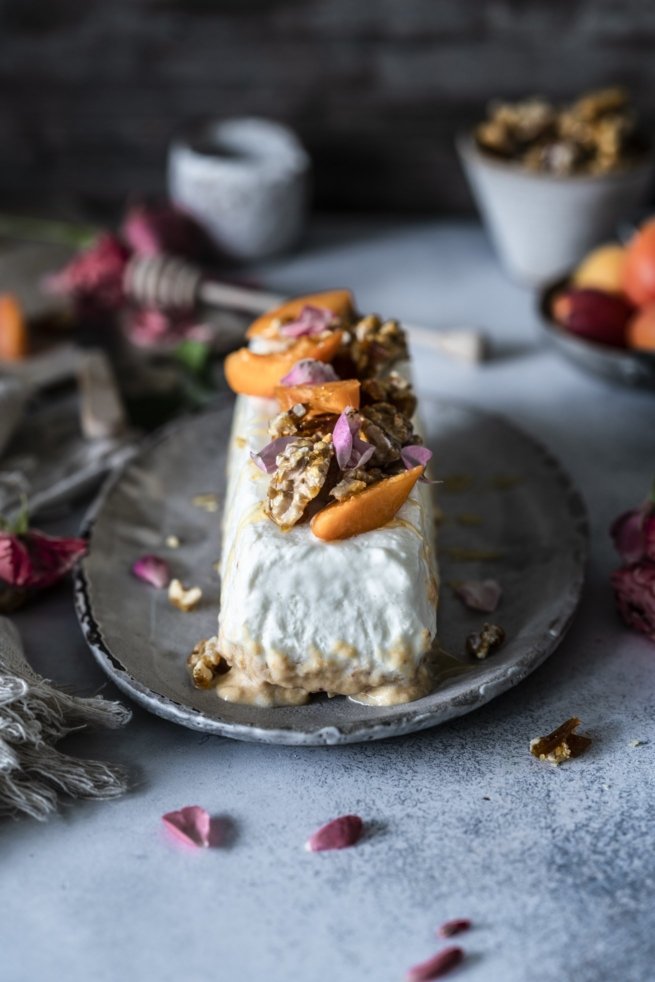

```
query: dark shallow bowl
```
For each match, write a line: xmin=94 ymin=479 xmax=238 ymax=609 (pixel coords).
xmin=538 ymin=278 xmax=655 ymax=390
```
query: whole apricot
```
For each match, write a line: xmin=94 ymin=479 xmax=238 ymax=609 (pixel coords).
xmin=572 ymin=244 xmax=626 ymax=294
xmin=622 ymin=220 xmax=655 ymax=306
xmin=627 ymin=304 xmax=655 ymax=352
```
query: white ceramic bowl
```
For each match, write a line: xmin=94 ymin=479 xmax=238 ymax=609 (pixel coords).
xmin=457 ymin=133 xmax=653 ymax=286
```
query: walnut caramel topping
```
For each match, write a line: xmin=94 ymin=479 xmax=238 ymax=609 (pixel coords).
xmin=187 ymin=637 xmax=228 ymax=688
xmin=339 ymin=314 xmax=408 ymax=378
xmin=530 ymin=717 xmax=592 ymax=766
xmin=265 ymin=435 xmax=334 ymax=530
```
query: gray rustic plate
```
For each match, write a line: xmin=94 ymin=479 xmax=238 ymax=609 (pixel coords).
xmin=74 ymin=396 xmax=588 ymax=745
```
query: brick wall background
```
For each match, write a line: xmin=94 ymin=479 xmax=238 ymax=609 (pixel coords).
xmin=1 ymin=0 xmax=655 ymax=214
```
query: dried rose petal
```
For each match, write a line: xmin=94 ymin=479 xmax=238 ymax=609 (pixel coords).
xmin=132 ymin=555 xmax=171 ymax=589
xmin=437 ymin=919 xmax=471 ymax=938
xmin=280 ymin=358 xmax=339 ymax=386
xmin=453 ymin=578 xmax=502 ymax=613
xmin=406 ymin=946 xmax=464 ymax=981
xmin=612 ymin=562 xmax=655 ymax=642
xmin=306 ymin=814 xmax=363 ymax=852
xmin=279 ymin=305 xmax=336 ymax=338
xmin=250 ymin=435 xmax=296 ymax=474
xmin=162 ymin=805 xmax=211 ymax=847
xmin=332 ymin=410 xmax=374 ymax=471
xmin=400 ymin=445 xmax=433 ymax=470
xmin=45 ymin=233 xmax=129 ymax=309
xmin=0 ymin=531 xmax=86 ymax=590
xmin=121 ymin=202 xmax=212 ymax=259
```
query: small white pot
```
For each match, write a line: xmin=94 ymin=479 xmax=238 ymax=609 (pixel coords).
xmin=457 ymin=133 xmax=653 ymax=286
xmin=169 ymin=117 xmax=310 ymax=262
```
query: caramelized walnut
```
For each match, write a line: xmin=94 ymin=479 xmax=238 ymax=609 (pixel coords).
xmin=530 ymin=717 xmax=592 ymax=765
xmin=187 ymin=637 xmax=228 ymax=688
xmin=360 ymin=402 xmax=418 ymax=467
xmin=330 ymin=466 xmax=386 ymax=502
xmin=466 ymin=622 xmax=505 ymax=660
xmin=339 ymin=314 xmax=408 ymax=379
xmin=360 ymin=372 xmax=417 ymax=418
xmin=265 ymin=435 xmax=334 ymax=529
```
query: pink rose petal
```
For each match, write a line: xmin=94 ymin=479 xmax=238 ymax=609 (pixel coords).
xmin=437 ymin=919 xmax=472 ymax=938
xmin=332 ymin=410 xmax=373 ymax=470
xmin=406 ymin=947 xmax=464 ymax=981
xmin=162 ymin=805 xmax=212 ymax=848
xmin=280 ymin=359 xmax=339 ymax=386
xmin=401 ymin=445 xmax=432 ymax=470
xmin=121 ymin=202 xmax=211 ymax=259
xmin=306 ymin=814 xmax=363 ymax=852
xmin=279 ymin=305 xmax=336 ymax=338
xmin=250 ymin=435 xmax=296 ymax=474
xmin=453 ymin=579 xmax=502 ymax=613
xmin=45 ymin=233 xmax=129 ymax=309
xmin=132 ymin=555 xmax=171 ymax=589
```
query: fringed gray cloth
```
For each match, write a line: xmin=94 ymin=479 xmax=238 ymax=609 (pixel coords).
xmin=0 ymin=616 xmax=132 ymax=820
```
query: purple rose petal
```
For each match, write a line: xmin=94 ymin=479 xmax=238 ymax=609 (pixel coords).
xmin=279 ymin=305 xmax=336 ymax=338
xmin=406 ymin=947 xmax=464 ymax=981
xmin=162 ymin=805 xmax=211 ymax=848
xmin=250 ymin=435 xmax=296 ymax=474
xmin=332 ymin=410 xmax=355 ymax=469
xmin=280 ymin=359 xmax=339 ymax=386
xmin=132 ymin=555 xmax=171 ymax=589
xmin=453 ymin=578 xmax=502 ymax=613
xmin=401 ymin=444 xmax=440 ymax=483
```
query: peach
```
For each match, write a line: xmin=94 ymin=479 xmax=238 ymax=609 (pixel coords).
xmin=224 ymin=331 xmax=343 ymax=398
xmin=572 ymin=244 xmax=626 ymax=294
xmin=622 ymin=220 xmax=655 ymax=306
xmin=246 ymin=290 xmax=355 ymax=339
xmin=311 ymin=466 xmax=423 ymax=541
xmin=627 ymin=304 xmax=655 ymax=352
xmin=0 ymin=294 xmax=28 ymax=361
xmin=274 ymin=379 xmax=360 ymax=415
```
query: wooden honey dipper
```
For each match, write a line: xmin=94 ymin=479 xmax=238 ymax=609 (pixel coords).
xmin=123 ymin=254 xmax=488 ymax=362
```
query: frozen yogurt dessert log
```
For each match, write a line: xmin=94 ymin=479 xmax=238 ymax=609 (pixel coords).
xmin=188 ymin=291 xmax=439 ymax=707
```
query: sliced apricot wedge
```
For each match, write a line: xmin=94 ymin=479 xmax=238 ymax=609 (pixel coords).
xmin=225 ymin=330 xmax=343 ymax=398
xmin=311 ymin=466 xmax=423 ymax=541
xmin=0 ymin=293 xmax=28 ymax=361
xmin=274 ymin=379 xmax=360 ymax=415
xmin=246 ymin=289 xmax=355 ymax=339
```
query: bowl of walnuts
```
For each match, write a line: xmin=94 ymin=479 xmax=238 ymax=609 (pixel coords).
xmin=458 ymin=87 xmax=653 ymax=286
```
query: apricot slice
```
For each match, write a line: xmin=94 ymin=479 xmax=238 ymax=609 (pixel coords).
xmin=246 ymin=290 xmax=355 ymax=339
xmin=225 ymin=331 xmax=343 ymax=398
xmin=311 ymin=466 xmax=423 ymax=541
xmin=627 ymin=304 xmax=655 ymax=352
xmin=274 ymin=379 xmax=360 ymax=415
xmin=0 ymin=294 xmax=28 ymax=361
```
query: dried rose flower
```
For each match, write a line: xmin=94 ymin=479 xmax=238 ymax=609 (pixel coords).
xmin=305 ymin=814 xmax=363 ymax=852
xmin=406 ymin=946 xmax=464 ymax=981
xmin=0 ymin=528 xmax=87 ymax=611
xmin=45 ymin=233 xmax=130 ymax=309
xmin=279 ymin=305 xmax=336 ymax=338
xmin=121 ymin=202 xmax=213 ymax=259
xmin=280 ymin=358 xmax=339 ymax=386
xmin=332 ymin=409 xmax=375 ymax=471
xmin=611 ymin=484 xmax=655 ymax=642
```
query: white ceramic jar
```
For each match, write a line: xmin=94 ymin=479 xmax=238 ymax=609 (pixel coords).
xmin=168 ymin=117 xmax=310 ymax=262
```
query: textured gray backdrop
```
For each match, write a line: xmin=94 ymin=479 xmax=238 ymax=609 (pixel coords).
xmin=1 ymin=0 xmax=655 ymax=214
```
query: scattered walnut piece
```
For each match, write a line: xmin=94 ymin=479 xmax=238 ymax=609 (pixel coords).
xmin=530 ymin=717 xmax=592 ymax=765
xmin=466 ymin=622 xmax=506 ymax=660
xmin=192 ymin=493 xmax=219 ymax=512
xmin=165 ymin=535 xmax=180 ymax=549
xmin=168 ymin=578 xmax=203 ymax=612
xmin=187 ymin=637 xmax=228 ymax=688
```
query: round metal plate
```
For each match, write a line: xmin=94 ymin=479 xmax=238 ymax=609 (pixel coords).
xmin=74 ymin=397 xmax=588 ymax=745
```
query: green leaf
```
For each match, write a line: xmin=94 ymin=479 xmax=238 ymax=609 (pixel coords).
xmin=174 ymin=339 xmax=211 ymax=376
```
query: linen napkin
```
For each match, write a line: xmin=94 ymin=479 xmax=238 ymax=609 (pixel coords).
xmin=0 ymin=616 xmax=131 ymax=820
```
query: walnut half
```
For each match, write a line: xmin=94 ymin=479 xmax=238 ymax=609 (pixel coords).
xmin=265 ymin=435 xmax=334 ymax=530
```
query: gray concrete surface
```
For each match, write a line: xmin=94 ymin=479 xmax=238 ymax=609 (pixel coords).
xmin=1 ymin=220 xmax=654 ymax=982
